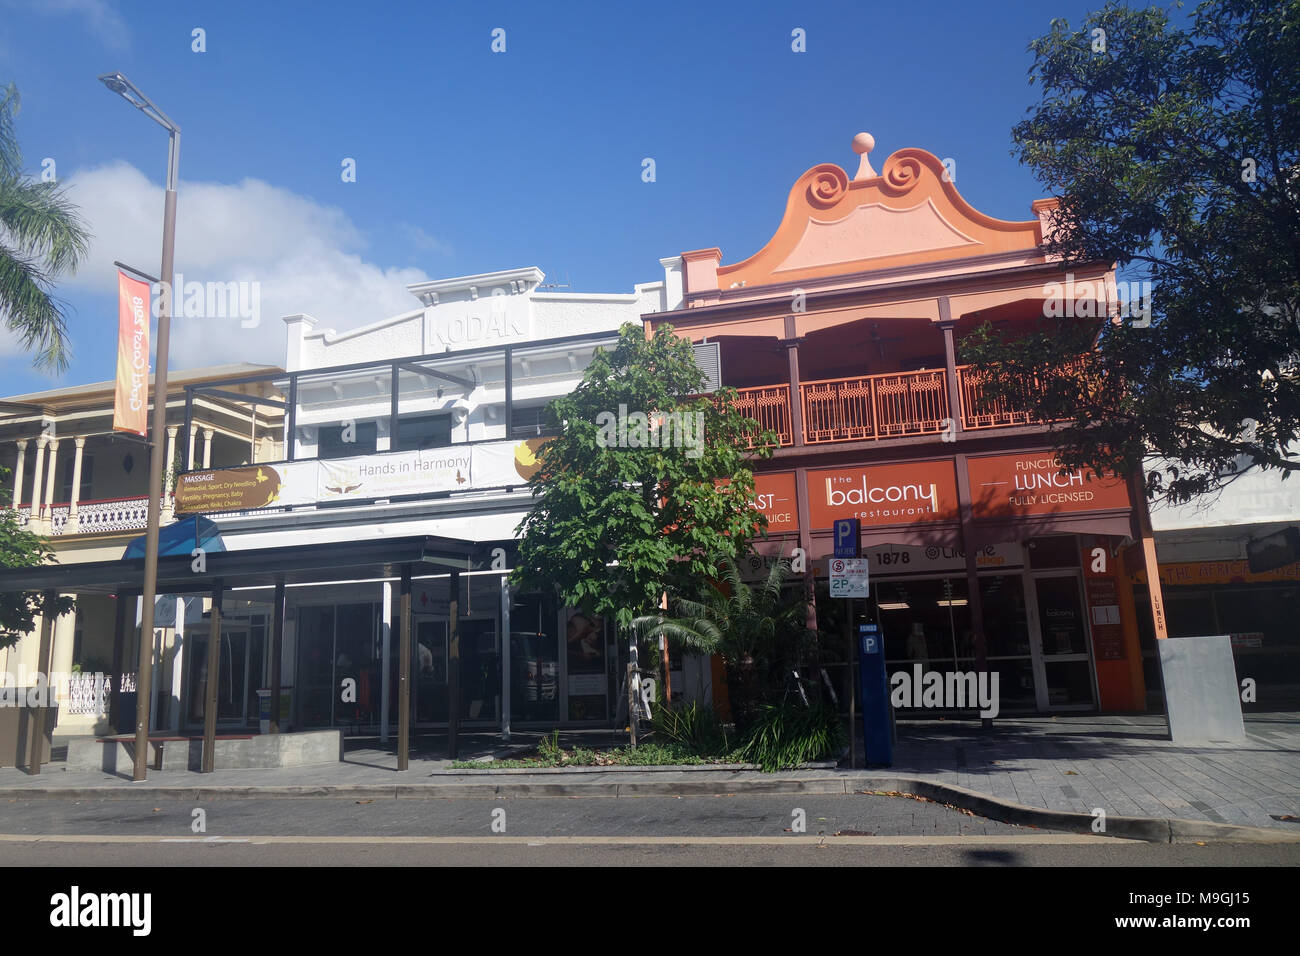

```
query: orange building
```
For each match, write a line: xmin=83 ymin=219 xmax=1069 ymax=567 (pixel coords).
xmin=648 ymin=132 xmax=1160 ymax=714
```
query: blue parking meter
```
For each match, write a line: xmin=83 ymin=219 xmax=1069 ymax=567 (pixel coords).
xmin=858 ymin=623 xmax=893 ymax=766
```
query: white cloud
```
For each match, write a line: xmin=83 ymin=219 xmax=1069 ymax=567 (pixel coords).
xmin=62 ymin=161 xmax=435 ymax=371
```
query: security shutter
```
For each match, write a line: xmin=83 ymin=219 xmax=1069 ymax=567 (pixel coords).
xmin=693 ymin=341 xmax=722 ymax=393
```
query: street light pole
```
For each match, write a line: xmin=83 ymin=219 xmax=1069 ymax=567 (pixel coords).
xmin=99 ymin=72 xmax=180 ymax=782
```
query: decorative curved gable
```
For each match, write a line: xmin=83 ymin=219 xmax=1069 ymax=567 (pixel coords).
xmin=707 ymin=135 xmax=1052 ymax=293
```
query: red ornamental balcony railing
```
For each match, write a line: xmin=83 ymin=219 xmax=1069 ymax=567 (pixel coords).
xmin=800 ymin=370 xmax=948 ymax=444
xmin=957 ymin=360 xmax=1087 ymax=430
xmin=719 ymin=360 xmax=1085 ymax=447
xmin=725 ymin=384 xmax=793 ymax=447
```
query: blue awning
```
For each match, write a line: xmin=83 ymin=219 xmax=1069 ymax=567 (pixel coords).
xmin=122 ymin=516 xmax=226 ymax=560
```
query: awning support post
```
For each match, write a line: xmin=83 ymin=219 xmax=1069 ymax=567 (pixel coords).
xmin=499 ymin=573 xmax=510 ymax=742
xmin=268 ymin=576 xmax=285 ymax=734
xmin=397 ymin=565 xmax=411 ymax=771
xmin=447 ymin=568 xmax=460 ymax=760
xmin=201 ymin=582 xmax=223 ymax=773
xmin=954 ymin=453 xmax=991 ymax=728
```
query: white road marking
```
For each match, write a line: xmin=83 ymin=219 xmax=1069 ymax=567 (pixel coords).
xmin=0 ymin=833 xmax=1136 ymax=847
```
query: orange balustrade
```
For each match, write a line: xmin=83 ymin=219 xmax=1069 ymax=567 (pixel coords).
xmin=800 ymin=369 xmax=948 ymax=444
xmin=717 ymin=362 xmax=1083 ymax=448
xmin=957 ymin=360 xmax=1087 ymax=430
xmin=725 ymin=384 xmax=793 ymax=447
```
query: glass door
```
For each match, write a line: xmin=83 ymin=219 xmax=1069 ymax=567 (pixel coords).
xmin=186 ymin=623 xmax=265 ymax=726
xmin=412 ymin=618 xmax=447 ymax=724
xmin=878 ymin=576 xmax=971 ymax=711
xmin=1028 ymin=573 xmax=1098 ymax=709
xmin=411 ymin=617 xmax=501 ymax=725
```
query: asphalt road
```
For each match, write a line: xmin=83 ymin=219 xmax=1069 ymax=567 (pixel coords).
xmin=0 ymin=792 xmax=1049 ymax=838
xmin=1 ymin=793 xmax=1296 ymax=867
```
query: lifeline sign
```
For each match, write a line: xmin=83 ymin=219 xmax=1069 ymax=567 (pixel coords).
xmin=113 ymin=269 xmax=151 ymax=437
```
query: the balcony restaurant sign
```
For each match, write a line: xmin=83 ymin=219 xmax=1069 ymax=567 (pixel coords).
xmin=112 ymin=269 xmax=151 ymax=437
xmin=966 ymin=453 xmax=1129 ymax=516
xmin=806 ymin=460 xmax=958 ymax=529
xmin=174 ymin=437 xmax=548 ymax=515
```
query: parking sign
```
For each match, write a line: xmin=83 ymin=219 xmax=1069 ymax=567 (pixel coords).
xmin=829 ymin=558 xmax=870 ymax=598
xmin=833 ymin=518 xmax=859 ymax=558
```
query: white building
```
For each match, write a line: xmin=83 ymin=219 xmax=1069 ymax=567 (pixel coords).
xmin=157 ymin=265 xmax=701 ymax=738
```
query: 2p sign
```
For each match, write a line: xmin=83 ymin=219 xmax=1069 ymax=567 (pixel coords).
xmin=829 ymin=558 xmax=870 ymax=598
xmin=833 ymin=518 xmax=860 ymax=558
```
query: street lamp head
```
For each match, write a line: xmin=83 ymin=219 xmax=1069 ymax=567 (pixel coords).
xmin=96 ymin=71 xmax=138 ymax=103
xmin=98 ymin=72 xmax=130 ymax=96
xmin=97 ymin=71 xmax=179 ymax=135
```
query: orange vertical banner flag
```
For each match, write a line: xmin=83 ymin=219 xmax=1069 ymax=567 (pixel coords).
xmin=113 ymin=269 xmax=151 ymax=436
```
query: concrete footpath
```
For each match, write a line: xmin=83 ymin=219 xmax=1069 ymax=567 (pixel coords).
xmin=2 ymin=713 xmax=1297 ymax=844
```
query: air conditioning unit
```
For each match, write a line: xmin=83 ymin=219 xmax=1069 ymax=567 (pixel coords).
xmin=693 ymin=341 xmax=722 ymax=393
xmin=1247 ymin=526 xmax=1300 ymax=574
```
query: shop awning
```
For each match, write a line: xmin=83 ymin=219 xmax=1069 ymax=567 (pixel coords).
xmin=122 ymin=515 xmax=226 ymax=560
xmin=0 ymin=534 xmax=482 ymax=596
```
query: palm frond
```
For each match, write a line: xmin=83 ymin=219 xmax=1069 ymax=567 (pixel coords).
xmin=0 ymin=243 xmax=70 ymax=372
xmin=0 ymin=175 xmax=91 ymax=276
xmin=0 ymin=84 xmax=21 ymax=181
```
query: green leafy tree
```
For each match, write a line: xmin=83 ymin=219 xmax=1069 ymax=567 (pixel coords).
xmin=963 ymin=0 xmax=1300 ymax=504
xmin=0 ymin=468 xmax=74 ymax=649
xmin=1 ymin=81 xmax=90 ymax=373
xmin=511 ymin=322 xmax=775 ymax=660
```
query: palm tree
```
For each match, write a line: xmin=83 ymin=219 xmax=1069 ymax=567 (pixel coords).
xmin=633 ymin=553 xmax=810 ymax=731
xmin=0 ymin=82 xmax=90 ymax=373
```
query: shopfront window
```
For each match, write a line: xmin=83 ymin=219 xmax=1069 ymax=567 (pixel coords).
xmin=510 ymin=592 xmax=559 ymax=723
xmin=880 ymin=577 xmax=971 ymax=697
xmin=409 ymin=575 xmax=501 ymax=725
xmin=295 ymin=605 xmax=335 ymax=727
xmin=977 ymin=575 xmax=1036 ymax=711
xmin=565 ymin=610 xmax=610 ymax=721
xmin=1033 ymin=575 xmax=1095 ymax=706
xmin=334 ymin=603 xmax=380 ymax=727
xmin=292 ymin=602 xmax=379 ymax=728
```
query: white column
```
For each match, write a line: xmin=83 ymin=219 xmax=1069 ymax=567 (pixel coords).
xmin=42 ymin=438 xmax=59 ymax=532
xmin=27 ymin=436 xmax=47 ymax=531
xmin=202 ymin=428 xmax=214 ymax=468
xmin=50 ymin=596 xmax=76 ymax=707
xmin=11 ymin=439 xmax=27 ymax=508
xmin=380 ymin=582 xmax=392 ymax=743
xmin=162 ymin=425 xmax=179 ymax=522
xmin=149 ymin=618 xmax=163 ymax=733
xmin=170 ymin=597 xmax=185 ymax=732
xmin=65 ymin=437 xmax=86 ymax=533
xmin=186 ymin=425 xmax=197 ymax=470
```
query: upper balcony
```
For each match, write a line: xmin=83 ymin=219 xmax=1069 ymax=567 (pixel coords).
xmin=728 ymin=364 xmax=1074 ymax=448
xmin=708 ymin=314 xmax=1086 ymax=449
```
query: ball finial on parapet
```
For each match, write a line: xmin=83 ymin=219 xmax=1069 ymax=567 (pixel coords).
xmin=852 ymin=132 xmax=877 ymax=180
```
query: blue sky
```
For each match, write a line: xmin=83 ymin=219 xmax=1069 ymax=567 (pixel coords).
xmin=0 ymin=0 xmax=1122 ymax=395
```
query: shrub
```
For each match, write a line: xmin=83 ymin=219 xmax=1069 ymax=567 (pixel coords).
xmin=738 ymin=701 xmax=846 ymax=772
xmin=650 ymin=701 xmax=731 ymax=757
